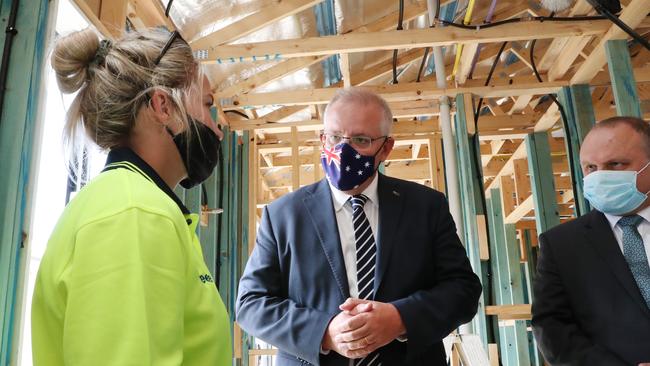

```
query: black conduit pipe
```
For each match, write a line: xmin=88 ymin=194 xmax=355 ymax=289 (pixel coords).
xmin=0 ymin=0 xmax=21 ymax=129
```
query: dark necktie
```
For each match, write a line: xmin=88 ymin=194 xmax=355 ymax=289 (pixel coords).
xmin=350 ymin=195 xmax=381 ymax=366
xmin=619 ymin=215 xmax=650 ymax=308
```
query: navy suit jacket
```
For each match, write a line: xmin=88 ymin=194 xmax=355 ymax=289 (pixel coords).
xmin=532 ymin=210 xmax=650 ymax=365
xmin=236 ymin=174 xmax=482 ymax=365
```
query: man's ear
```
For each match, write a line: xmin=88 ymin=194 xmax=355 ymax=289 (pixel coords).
xmin=149 ymin=89 xmax=173 ymax=125
xmin=378 ymin=137 xmax=395 ymax=162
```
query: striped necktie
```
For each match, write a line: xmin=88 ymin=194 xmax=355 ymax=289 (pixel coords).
xmin=350 ymin=195 xmax=381 ymax=366
xmin=619 ymin=215 xmax=650 ymax=308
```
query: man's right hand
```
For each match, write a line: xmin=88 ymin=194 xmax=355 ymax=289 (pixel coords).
xmin=321 ymin=302 xmax=374 ymax=358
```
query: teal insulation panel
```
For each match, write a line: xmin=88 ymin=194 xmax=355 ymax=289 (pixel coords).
xmin=0 ymin=0 xmax=51 ymax=363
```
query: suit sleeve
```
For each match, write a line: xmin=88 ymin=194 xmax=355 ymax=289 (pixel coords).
xmin=390 ymin=194 xmax=482 ymax=360
xmin=532 ymin=233 xmax=627 ymax=366
xmin=61 ymin=208 xmax=187 ymax=365
xmin=236 ymin=206 xmax=336 ymax=366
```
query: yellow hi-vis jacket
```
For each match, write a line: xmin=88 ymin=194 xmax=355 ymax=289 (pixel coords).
xmin=31 ymin=147 xmax=232 ymax=365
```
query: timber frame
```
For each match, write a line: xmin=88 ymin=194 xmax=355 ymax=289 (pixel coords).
xmin=68 ymin=0 xmax=650 ymax=364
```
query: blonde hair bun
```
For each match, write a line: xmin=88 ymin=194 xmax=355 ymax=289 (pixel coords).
xmin=51 ymin=28 xmax=100 ymax=94
xmin=52 ymin=27 xmax=199 ymax=154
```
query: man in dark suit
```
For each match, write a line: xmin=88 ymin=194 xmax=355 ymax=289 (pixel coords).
xmin=532 ymin=116 xmax=650 ymax=366
xmin=236 ymin=88 xmax=482 ymax=366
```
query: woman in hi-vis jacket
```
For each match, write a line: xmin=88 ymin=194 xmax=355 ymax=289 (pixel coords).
xmin=31 ymin=28 xmax=231 ymax=366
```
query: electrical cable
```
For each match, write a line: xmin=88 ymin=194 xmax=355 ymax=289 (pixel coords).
xmin=473 ymin=41 xmax=507 ymax=124
xmin=201 ymin=184 xmax=208 ymax=207
xmin=214 ymin=113 xmax=234 ymax=288
xmin=392 ymin=50 xmax=400 ymax=84
xmin=586 ymin=0 xmax=650 ymax=51
xmin=469 ymin=42 xmax=507 ymax=337
xmin=530 ymin=37 xmax=583 ymax=215
xmin=416 ymin=47 xmax=430 ymax=82
xmin=437 ymin=14 xmax=606 ymax=29
xmin=225 ymin=109 xmax=250 ymax=119
xmin=392 ymin=0 xmax=405 ymax=84
xmin=0 ymin=0 xmax=20 ymax=130
xmin=415 ymin=0 xmax=439 ymax=83
xmin=215 ymin=144 xmax=225 ymax=288
xmin=214 ymin=109 xmax=244 ymax=287
xmin=214 ymin=108 xmax=247 ymax=287
xmin=165 ymin=0 xmax=175 ymax=17
xmin=471 ymin=41 xmax=508 ymax=290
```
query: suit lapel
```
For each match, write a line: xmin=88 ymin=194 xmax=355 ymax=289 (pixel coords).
xmin=585 ymin=210 xmax=650 ymax=318
xmin=302 ymin=179 xmax=350 ymax=299
xmin=375 ymin=174 xmax=405 ymax=295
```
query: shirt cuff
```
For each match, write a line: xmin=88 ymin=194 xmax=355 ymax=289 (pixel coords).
xmin=320 ymin=346 xmax=331 ymax=355
xmin=397 ymin=335 xmax=408 ymax=342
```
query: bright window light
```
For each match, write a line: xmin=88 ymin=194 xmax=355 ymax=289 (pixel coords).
xmin=16 ymin=1 xmax=109 ymax=364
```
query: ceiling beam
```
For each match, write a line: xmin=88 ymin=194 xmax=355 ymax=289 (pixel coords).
xmin=354 ymin=48 xmax=425 ymax=86
xmin=191 ymin=0 xmax=325 ymax=49
xmin=98 ymin=0 xmax=128 ymax=38
xmin=571 ymin=0 xmax=650 ymax=84
xmin=221 ymin=78 xmax=573 ymax=108
xmin=340 ymin=53 xmax=352 ymax=87
xmin=391 ymin=100 xmax=440 ymax=118
xmin=484 ymin=136 xmax=567 ymax=196
xmin=231 ymin=114 xmax=439 ymax=133
xmin=213 ymin=2 xmax=428 ymax=96
xmin=535 ymin=0 xmax=592 ymax=72
xmin=533 ymin=102 xmax=560 ymax=132
xmin=266 ymin=145 xmax=434 ymax=168
xmin=205 ymin=20 xmax=610 ymax=62
xmin=71 ymin=0 xmax=114 ymax=38
xmin=217 ymin=56 xmax=324 ymax=97
xmin=548 ymin=35 xmax=593 ymax=81
xmin=127 ymin=0 xmax=171 ymax=30
xmin=509 ymin=95 xmax=534 ymax=114
xmin=478 ymin=114 xmax=540 ymax=130
xmin=250 ymin=105 xmax=309 ymax=121
xmin=230 ymin=113 xmax=538 ymax=132
xmin=456 ymin=42 xmax=480 ymax=85
xmin=130 ymin=0 xmax=175 ymax=30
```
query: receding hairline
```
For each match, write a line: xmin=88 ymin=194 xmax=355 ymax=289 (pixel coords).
xmin=588 ymin=116 xmax=650 ymax=156
xmin=323 ymin=88 xmax=393 ymax=135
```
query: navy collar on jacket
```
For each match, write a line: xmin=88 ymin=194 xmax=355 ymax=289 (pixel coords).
xmin=103 ymin=147 xmax=191 ymax=216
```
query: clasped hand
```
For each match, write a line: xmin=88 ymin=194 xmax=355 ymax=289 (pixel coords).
xmin=321 ymin=298 xmax=406 ymax=359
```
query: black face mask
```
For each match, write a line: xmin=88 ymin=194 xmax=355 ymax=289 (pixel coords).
xmin=167 ymin=117 xmax=221 ymax=189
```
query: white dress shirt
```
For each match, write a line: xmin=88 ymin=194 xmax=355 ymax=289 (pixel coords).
xmin=320 ymin=176 xmax=380 ymax=358
xmin=323 ymin=175 xmax=406 ymax=358
xmin=604 ymin=205 xmax=650 ymax=267
xmin=329 ymin=174 xmax=380 ymax=299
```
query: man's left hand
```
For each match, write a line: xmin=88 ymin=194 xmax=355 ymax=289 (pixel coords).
xmin=333 ymin=298 xmax=406 ymax=353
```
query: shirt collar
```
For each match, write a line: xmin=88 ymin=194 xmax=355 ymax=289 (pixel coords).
xmin=103 ymin=147 xmax=191 ymax=216
xmin=329 ymin=173 xmax=379 ymax=212
xmin=604 ymin=205 xmax=650 ymax=228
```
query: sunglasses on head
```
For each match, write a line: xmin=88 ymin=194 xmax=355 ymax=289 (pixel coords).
xmin=153 ymin=30 xmax=186 ymax=65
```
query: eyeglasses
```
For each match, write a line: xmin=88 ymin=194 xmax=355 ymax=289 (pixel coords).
xmin=320 ymin=132 xmax=388 ymax=150
xmin=153 ymin=30 xmax=185 ymax=65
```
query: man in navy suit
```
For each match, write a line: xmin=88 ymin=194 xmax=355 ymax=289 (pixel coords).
xmin=236 ymin=88 xmax=482 ymax=366
xmin=532 ymin=116 xmax=650 ymax=366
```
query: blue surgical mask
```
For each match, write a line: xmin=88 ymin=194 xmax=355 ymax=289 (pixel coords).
xmin=583 ymin=161 xmax=650 ymax=215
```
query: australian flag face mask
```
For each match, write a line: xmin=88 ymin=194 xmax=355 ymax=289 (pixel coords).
xmin=321 ymin=142 xmax=384 ymax=191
